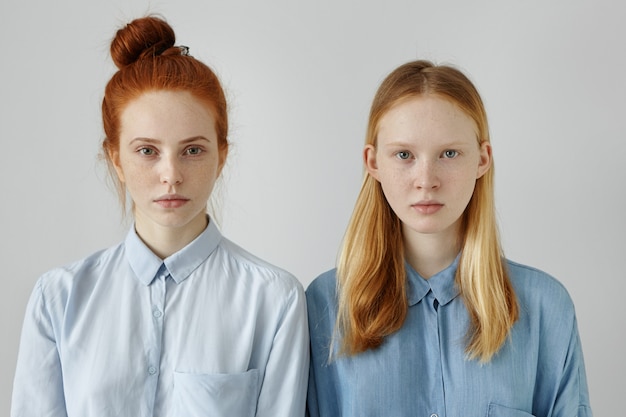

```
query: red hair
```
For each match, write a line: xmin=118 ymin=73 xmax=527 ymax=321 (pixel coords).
xmin=101 ymin=16 xmax=228 ymax=205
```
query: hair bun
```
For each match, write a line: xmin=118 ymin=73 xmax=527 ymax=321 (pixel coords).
xmin=110 ymin=16 xmax=176 ymax=69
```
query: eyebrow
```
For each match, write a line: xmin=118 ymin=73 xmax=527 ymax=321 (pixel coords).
xmin=381 ymin=140 xmax=412 ymax=147
xmin=382 ymin=140 xmax=473 ymax=148
xmin=128 ymin=136 xmax=212 ymax=146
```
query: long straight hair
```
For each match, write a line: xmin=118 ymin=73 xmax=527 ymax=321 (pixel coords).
xmin=336 ymin=60 xmax=518 ymax=362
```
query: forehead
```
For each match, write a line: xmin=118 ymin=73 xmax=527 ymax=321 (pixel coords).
xmin=377 ymin=95 xmax=478 ymax=146
xmin=120 ymin=90 xmax=216 ymax=141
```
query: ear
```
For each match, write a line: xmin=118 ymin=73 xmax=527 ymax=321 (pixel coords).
xmin=108 ymin=149 xmax=126 ymax=183
xmin=363 ymin=144 xmax=380 ymax=181
xmin=476 ymin=141 xmax=492 ymax=179
xmin=217 ymin=145 xmax=228 ymax=176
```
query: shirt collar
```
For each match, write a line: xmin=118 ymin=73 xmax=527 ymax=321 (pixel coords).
xmin=406 ymin=253 xmax=460 ymax=307
xmin=125 ymin=219 xmax=222 ymax=286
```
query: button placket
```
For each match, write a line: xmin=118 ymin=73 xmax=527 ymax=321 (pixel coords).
xmin=429 ymin=290 xmax=445 ymax=417
xmin=145 ymin=268 xmax=168 ymax=413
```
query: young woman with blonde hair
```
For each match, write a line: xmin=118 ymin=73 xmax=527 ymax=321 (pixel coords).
xmin=12 ymin=16 xmax=308 ymax=417
xmin=306 ymin=60 xmax=592 ymax=416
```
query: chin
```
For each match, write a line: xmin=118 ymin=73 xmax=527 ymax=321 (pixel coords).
xmin=152 ymin=212 xmax=202 ymax=229
xmin=403 ymin=220 xmax=453 ymax=236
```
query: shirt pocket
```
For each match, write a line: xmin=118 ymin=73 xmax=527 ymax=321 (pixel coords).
xmin=173 ymin=369 xmax=261 ymax=417
xmin=488 ymin=403 xmax=536 ymax=417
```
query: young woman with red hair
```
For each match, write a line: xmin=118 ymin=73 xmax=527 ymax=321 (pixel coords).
xmin=12 ymin=16 xmax=308 ymax=417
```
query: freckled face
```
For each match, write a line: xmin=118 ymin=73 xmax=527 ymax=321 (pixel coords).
xmin=112 ymin=90 xmax=223 ymax=236
xmin=365 ymin=95 xmax=491 ymax=240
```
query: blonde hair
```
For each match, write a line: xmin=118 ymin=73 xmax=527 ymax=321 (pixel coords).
xmin=336 ymin=60 xmax=518 ymax=362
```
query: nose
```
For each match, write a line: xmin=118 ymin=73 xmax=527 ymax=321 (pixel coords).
xmin=413 ymin=160 xmax=440 ymax=189
xmin=159 ymin=155 xmax=183 ymax=185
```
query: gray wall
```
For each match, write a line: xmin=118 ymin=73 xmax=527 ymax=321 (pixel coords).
xmin=1 ymin=0 xmax=623 ymax=414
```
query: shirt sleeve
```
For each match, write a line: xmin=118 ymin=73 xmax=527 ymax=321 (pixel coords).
xmin=306 ymin=346 xmax=335 ymax=417
xmin=255 ymin=282 xmax=310 ymax=417
xmin=551 ymin=316 xmax=593 ymax=417
xmin=11 ymin=278 xmax=68 ymax=417
xmin=305 ymin=273 xmax=340 ymax=417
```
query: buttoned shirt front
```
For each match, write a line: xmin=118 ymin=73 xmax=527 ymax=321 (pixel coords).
xmin=306 ymin=258 xmax=592 ymax=417
xmin=12 ymin=221 xmax=309 ymax=416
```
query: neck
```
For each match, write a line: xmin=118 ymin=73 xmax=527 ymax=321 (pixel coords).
xmin=134 ymin=214 xmax=208 ymax=259
xmin=403 ymin=222 xmax=461 ymax=279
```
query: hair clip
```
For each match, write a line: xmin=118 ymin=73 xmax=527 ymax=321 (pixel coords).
xmin=178 ymin=45 xmax=190 ymax=56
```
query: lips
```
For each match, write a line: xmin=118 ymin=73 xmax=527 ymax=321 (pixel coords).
xmin=154 ymin=194 xmax=189 ymax=208
xmin=411 ymin=201 xmax=443 ymax=215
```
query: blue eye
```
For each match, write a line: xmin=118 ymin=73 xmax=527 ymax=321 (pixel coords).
xmin=396 ymin=151 xmax=411 ymax=160
xmin=185 ymin=147 xmax=203 ymax=155
xmin=442 ymin=150 xmax=458 ymax=159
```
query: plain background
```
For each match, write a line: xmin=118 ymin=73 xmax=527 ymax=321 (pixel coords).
xmin=1 ymin=0 xmax=624 ymax=414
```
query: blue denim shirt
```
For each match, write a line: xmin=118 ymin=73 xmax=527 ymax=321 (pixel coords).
xmin=306 ymin=258 xmax=592 ymax=417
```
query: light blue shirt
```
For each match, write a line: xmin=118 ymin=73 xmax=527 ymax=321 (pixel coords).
xmin=12 ymin=220 xmax=309 ymax=417
xmin=306 ymin=258 xmax=592 ymax=417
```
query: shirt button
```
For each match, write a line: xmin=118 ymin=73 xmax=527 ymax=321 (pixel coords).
xmin=153 ymin=310 xmax=162 ymax=318
xmin=148 ymin=366 xmax=157 ymax=375
xmin=430 ymin=414 xmax=438 ymax=417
